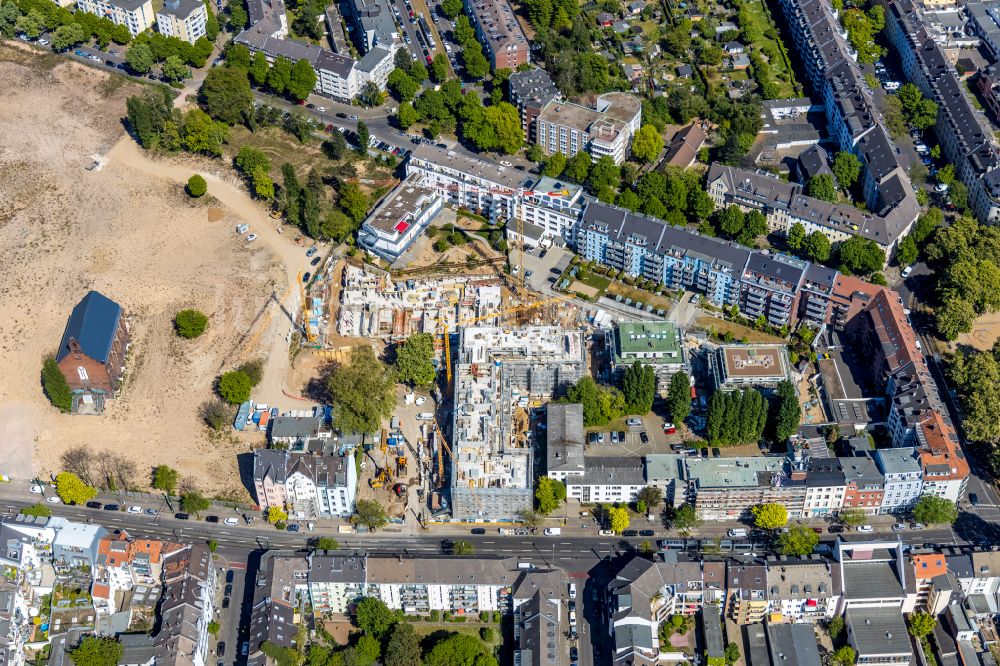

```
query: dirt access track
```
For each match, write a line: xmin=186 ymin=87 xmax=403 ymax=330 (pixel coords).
xmin=0 ymin=43 xmax=311 ymax=496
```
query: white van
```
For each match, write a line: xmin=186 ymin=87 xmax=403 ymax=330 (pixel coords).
xmin=544 ymin=527 xmax=561 ymax=536
xmin=727 ymin=528 xmax=748 ymax=538
xmin=417 ymin=412 xmax=434 ymax=421
xmin=569 ymin=583 xmax=577 ymax=599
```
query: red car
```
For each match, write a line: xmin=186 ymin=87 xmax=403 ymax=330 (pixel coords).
xmin=325 ymin=123 xmax=334 ymax=131
xmin=662 ymin=422 xmax=676 ymax=434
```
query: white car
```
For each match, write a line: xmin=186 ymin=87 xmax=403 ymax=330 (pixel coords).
xmin=569 ymin=583 xmax=577 ymax=599
xmin=500 ymin=160 xmax=513 ymax=167
xmin=224 ymin=517 xmax=239 ymax=526
xmin=901 ymin=265 xmax=914 ymax=278
xmin=38 ymin=38 xmax=48 ymax=45
xmin=416 ymin=396 xmax=427 ymax=405
xmin=46 ymin=496 xmax=62 ymax=504
xmin=856 ymin=524 xmax=874 ymax=533
xmin=934 ymin=183 xmax=949 ymax=193
xmin=90 ymin=55 xmax=101 ymax=62
xmin=29 ymin=485 xmax=43 ymax=494
xmin=127 ymin=506 xmax=142 ymax=513
xmin=246 ymin=233 xmax=258 ymax=242
xmin=236 ymin=223 xmax=249 ymax=234
xmin=317 ymin=106 xmax=326 ymax=112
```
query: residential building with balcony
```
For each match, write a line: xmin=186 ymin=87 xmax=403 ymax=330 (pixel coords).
xmin=153 ymin=545 xmax=215 ymax=666
xmin=252 ymin=448 xmax=358 ymax=518
xmin=765 ymin=556 xmax=837 ymax=622
xmin=155 ymin=0 xmax=207 ymax=43
xmin=358 ymin=175 xmax=444 ymax=261
xmin=565 ymin=457 xmax=646 ymax=505
xmin=709 ymin=345 xmax=792 ymax=392
xmin=686 ymin=456 xmax=806 ymax=520
xmin=247 ymin=552 xmax=309 ymax=666
xmin=0 ymin=582 xmax=29 ymax=666
xmin=508 ymin=69 xmax=561 ymax=143
xmin=76 ymin=0 xmax=154 ymax=35
xmin=910 ymin=553 xmax=952 ymax=614
xmin=535 ymin=94 xmax=642 ymax=165
xmin=462 ymin=0 xmax=529 ymax=69
xmin=916 ymin=411 xmax=969 ymax=504
xmin=512 ymin=569 xmax=567 ymax=666
xmin=726 ymin=561 xmax=768 ymax=624
xmin=514 ymin=176 xmax=588 ymax=245
xmin=344 ymin=0 xmax=397 ymax=53
xmin=803 ymin=459 xmax=847 ymax=517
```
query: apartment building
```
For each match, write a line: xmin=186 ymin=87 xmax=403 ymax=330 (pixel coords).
xmin=462 ymin=0 xmax=529 ymax=69
xmin=0 ymin=582 xmax=29 ymax=666
xmin=344 ymin=0 xmax=397 ymax=53
xmin=881 ymin=0 xmax=1000 ymax=224
xmin=764 ymin=556 xmax=838 ymax=622
xmin=726 ymin=561 xmax=768 ymax=624
xmin=803 ymin=459 xmax=847 ymax=517
xmin=910 ymin=553 xmax=952 ymax=614
xmin=875 ymin=447 xmax=923 ymax=513
xmin=252 ymin=448 xmax=358 ymax=518
xmin=153 ymin=545 xmax=215 ymax=666
xmin=916 ymin=411 xmax=969 ymax=504
xmin=565 ymin=457 xmax=646 ymax=505
xmin=508 ymin=69 xmax=561 ymax=142
xmin=307 ymin=555 xmax=521 ymax=616
xmin=512 ymin=569 xmax=568 ymax=666
xmin=841 ymin=454 xmax=886 ymax=515
xmin=709 ymin=345 xmax=792 ymax=392
xmin=777 ymin=0 xmax=921 ymax=232
xmin=155 ymin=0 xmax=207 ymax=43
xmin=76 ymin=0 xmax=154 ymax=35
xmin=515 ymin=176 xmax=589 ymax=245
xmin=247 ymin=552 xmax=309 ymax=666
xmin=358 ymin=176 xmax=444 ymax=261
xmin=535 ymin=94 xmax=642 ymax=165
xmin=237 ymin=0 xmax=394 ymax=102
xmin=545 ymin=403 xmax=585 ymax=482
xmin=686 ymin=457 xmax=806 ymax=520
xmin=706 ymin=164 xmax=917 ymax=262
xmin=607 ymin=321 xmax=687 ymax=393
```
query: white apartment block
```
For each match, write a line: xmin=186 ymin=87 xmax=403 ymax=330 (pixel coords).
xmin=76 ymin=0 xmax=155 ymax=35
xmin=359 ymin=175 xmax=444 ymax=261
xmin=875 ymin=447 xmax=923 ymax=513
xmin=156 ymin=0 xmax=207 ymax=43
xmin=536 ymin=93 xmax=642 ymax=165
xmin=565 ymin=457 xmax=646 ymax=504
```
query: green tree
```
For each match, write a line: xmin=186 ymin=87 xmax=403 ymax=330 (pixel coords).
xmin=266 ymin=56 xmax=292 ymax=94
xmin=950 ymin=181 xmax=969 ymax=212
xmin=51 ymin=23 xmax=86 ymax=51
xmin=69 ymin=636 xmax=122 ymax=666
xmin=430 ymin=53 xmax=449 ymax=82
xmin=424 ymin=634 xmax=497 ymax=666
xmin=352 ymin=498 xmax=390 ymax=530
xmin=803 ymin=231 xmax=832 ymax=263
xmin=739 ymin=209 xmax=768 ymax=246
xmin=807 ymin=174 xmax=837 ymax=202
xmin=441 ymin=0 xmax=463 ymax=17
xmin=267 ymin=506 xmax=288 ymax=524
xmin=217 ymin=370 xmax=252 ymax=404
xmin=208 ymin=620 xmax=220 ymax=636
xmin=775 ymin=526 xmax=820 ymax=556
xmin=14 ymin=12 xmax=43 ymax=40
xmin=452 ymin=540 xmax=475 ymax=556
xmin=174 ymin=308 xmax=208 ymax=338
xmin=837 ymin=236 xmax=886 ymax=275
xmin=187 ymin=174 xmax=207 ymax=197
xmin=42 ymin=357 xmax=72 ymax=412
xmin=672 ymin=504 xmax=700 ymax=533
xmin=913 ymin=494 xmax=959 ymax=525
xmin=56 ymin=472 xmax=97 ymax=505
xmin=162 ymin=55 xmax=189 ymax=82
xmin=909 ymin=611 xmax=936 ymax=638
xmin=384 ymin=622 xmax=421 ymax=666
xmin=637 ymin=486 xmax=664 ymax=513
xmin=152 ymin=465 xmax=179 ymax=494
xmin=180 ymin=491 xmax=210 ymax=515
xmin=462 ymin=43 xmax=489 ymax=79
xmin=787 ymin=222 xmax=806 ymax=251
xmin=182 ymin=109 xmax=228 ymax=156
xmin=328 ymin=345 xmax=395 ymax=433
xmin=339 ymin=183 xmax=370 ymax=223
xmin=396 ymin=101 xmax=419 ymax=129
xmin=563 ymin=150 xmax=591 ymax=182
xmin=832 ymin=151 xmax=862 ymax=190
xmin=226 ymin=44 xmax=252 ymax=70
xmin=828 ymin=616 xmax=845 ymax=640
xmin=21 ymin=504 xmax=52 ymax=518
xmin=228 ymin=1 xmax=248 ymax=29
xmin=563 ymin=376 xmax=626 ymax=426
xmin=388 ymin=68 xmax=419 ymax=102
xmin=126 ymin=42 xmax=154 ymax=73
xmin=667 ymin=372 xmax=691 ymax=424
xmin=631 ymin=124 xmax=664 ymax=163
xmin=751 ymin=502 xmax=788 ymax=529
xmin=249 ymin=51 xmax=269 ymax=86
xmin=200 ymin=66 xmax=253 ymax=125
xmin=896 ymin=236 xmax=918 ymax=268
xmin=394 ymin=333 xmax=436 ymax=386
xmin=622 ymin=361 xmax=656 ymax=414
xmin=831 ymin=646 xmax=856 ymax=666
xmin=357 ymin=120 xmax=371 ymax=156
xmin=235 ymin=145 xmax=270 ymax=174
xmin=838 ymin=507 xmax=867 ymax=526
xmin=543 ymin=152 xmax=567 ymax=177
xmin=716 ymin=205 xmax=745 ymax=238
xmin=311 ymin=536 xmax=339 ymax=550
xmin=769 ymin=380 xmax=800 ymax=443
xmin=724 ymin=643 xmax=740 ymax=665
xmin=535 ymin=476 xmax=566 ymax=514
xmin=287 ymin=59 xmax=317 ymax=100
xmin=609 ymin=506 xmax=630 ymax=534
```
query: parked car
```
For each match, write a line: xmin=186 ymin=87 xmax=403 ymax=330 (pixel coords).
xmin=175 ymin=512 xmax=190 ymax=520
xmin=828 ymin=525 xmax=844 ymax=533
xmin=662 ymin=421 xmax=676 ymax=434
xmin=46 ymin=496 xmax=61 ymax=504
xmin=970 ymin=493 xmax=980 ymax=506
xmin=86 ymin=501 xmax=103 ymax=509
xmin=306 ymin=246 xmax=318 ymax=257
xmin=471 ymin=528 xmax=486 ymax=535
xmin=217 ymin=643 xmax=225 ymax=657
xmin=640 ymin=530 xmax=655 ymax=537
xmin=246 ymin=233 xmax=258 ymax=242
xmin=856 ymin=524 xmax=874 ymax=533
xmin=623 ymin=530 xmax=638 ymax=537
xmin=226 ymin=570 xmax=235 ymax=583
xmin=145 ymin=508 xmax=158 ymax=516
xmin=639 ymin=431 xmax=649 ymax=444
xmin=302 ymin=272 xmax=311 ymax=282
xmin=224 ymin=517 xmax=239 ymax=526
xmin=104 ymin=504 xmax=121 ymax=511
xmin=901 ymin=265 xmax=914 ymax=278
xmin=910 ymin=522 xmax=925 ymax=530
xmin=310 ymin=256 xmax=321 ymax=266
xmin=127 ymin=506 xmax=142 ymax=513
xmin=205 ymin=515 xmax=220 ymax=523
xmin=610 ymin=431 xmax=619 ymax=444
xmin=29 ymin=485 xmax=43 ymax=494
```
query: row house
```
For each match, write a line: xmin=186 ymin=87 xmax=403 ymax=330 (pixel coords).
xmin=803 ymin=459 xmax=846 ymax=517
xmin=153 ymin=545 xmax=216 ymax=666
xmin=875 ymin=447 xmax=923 ymax=513
xmin=685 ymin=456 xmax=807 ymax=520
xmin=0 ymin=582 xmax=30 ymax=666
xmin=910 ymin=553 xmax=952 ymax=615
xmin=841 ymin=455 xmax=886 ymax=515
xmin=764 ymin=556 xmax=838 ymax=622
xmin=247 ymin=552 xmax=309 ymax=666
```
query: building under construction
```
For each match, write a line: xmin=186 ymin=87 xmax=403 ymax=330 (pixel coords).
xmin=450 ymin=326 xmax=587 ymax=521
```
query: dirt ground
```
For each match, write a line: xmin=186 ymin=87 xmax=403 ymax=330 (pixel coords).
xmin=694 ymin=316 xmax=787 ymax=344
xmin=957 ymin=312 xmax=1000 ymax=351
xmin=0 ymin=44 xmax=300 ymax=495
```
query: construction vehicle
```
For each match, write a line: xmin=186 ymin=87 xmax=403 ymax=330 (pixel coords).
xmin=396 ymin=455 xmax=407 ymax=477
xmin=298 ymin=271 xmax=317 ymax=343
xmin=369 ymin=467 xmax=389 ymax=489
xmin=393 ymin=483 xmax=407 ymax=498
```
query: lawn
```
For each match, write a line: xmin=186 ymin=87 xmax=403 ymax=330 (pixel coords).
xmin=695 ymin=315 xmax=786 ymax=344
xmin=606 ymin=282 xmax=675 ymax=312
xmin=576 ymin=270 xmax=612 ymax=293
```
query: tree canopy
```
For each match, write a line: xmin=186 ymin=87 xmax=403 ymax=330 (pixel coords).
xmin=769 ymin=381 xmax=801 ymax=443
xmin=352 ymin=498 xmax=389 ymax=530
xmin=354 ymin=597 xmax=396 ymax=639
xmin=180 ymin=491 xmax=210 ymax=515
xmin=913 ymin=495 xmax=959 ymax=525
xmin=631 ymin=124 xmax=664 ymax=163
xmin=775 ymin=525 xmax=819 ymax=556
xmin=328 ymin=345 xmax=396 ymax=434
xmin=609 ymin=506 xmax=630 ymax=534
xmin=393 ymin=333 xmax=436 ymax=386
xmin=622 ymin=361 xmax=656 ymax=414
xmin=69 ymin=637 xmax=122 ymax=666
xmin=807 ymin=174 xmax=837 ymax=202
xmin=174 ymin=309 xmax=208 ymax=338
xmin=832 ymin=152 xmax=861 ymax=190
xmin=152 ymin=465 xmax=179 ymax=494
xmin=56 ymin=472 xmax=97 ymax=505
xmin=217 ymin=370 xmax=252 ymax=404
xmin=562 ymin=376 xmax=625 ymax=426
xmin=199 ymin=65 xmax=253 ymax=125
xmin=667 ymin=372 xmax=691 ymax=425
xmin=42 ymin=357 xmax=72 ymax=412
xmin=424 ymin=633 xmax=498 ymax=666
xmin=535 ymin=476 xmax=566 ymax=514
xmin=752 ymin=502 xmax=788 ymax=529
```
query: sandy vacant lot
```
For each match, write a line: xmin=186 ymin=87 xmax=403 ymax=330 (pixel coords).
xmin=0 ymin=44 xmax=290 ymax=497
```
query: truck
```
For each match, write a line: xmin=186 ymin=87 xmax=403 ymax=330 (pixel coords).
xmin=417 ymin=412 xmax=434 ymax=421
xmin=543 ymin=528 xmax=561 ymax=536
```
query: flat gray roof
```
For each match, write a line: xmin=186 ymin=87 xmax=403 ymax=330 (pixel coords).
xmin=846 ymin=608 xmax=912 ymax=657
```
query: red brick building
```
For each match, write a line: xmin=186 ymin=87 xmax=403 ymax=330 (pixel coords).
xmin=840 ymin=454 xmax=885 ymax=515
xmin=56 ymin=291 xmax=130 ymax=409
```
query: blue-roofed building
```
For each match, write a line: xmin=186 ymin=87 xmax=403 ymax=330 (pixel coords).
xmin=55 ymin=291 xmax=130 ymax=411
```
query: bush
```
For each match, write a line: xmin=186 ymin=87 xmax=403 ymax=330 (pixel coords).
xmin=187 ymin=174 xmax=207 ymax=197
xmin=480 ymin=627 xmax=495 ymax=642
xmin=200 ymin=398 xmax=234 ymax=430
xmin=217 ymin=370 xmax=252 ymax=404
xmin=429 ymin=610 xmax=441 ymax=622
xmin=41 ymin=357 xmax=72 ymax=412
xmin=479 ymin=611 xmax=490 ymax=622
xmin=236 ymin=358 xmax=264 ymax=386
xmin=174 ymin=309 xmax=209 ymax=338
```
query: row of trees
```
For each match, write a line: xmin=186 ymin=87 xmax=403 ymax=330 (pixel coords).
xmin=705 ymin=388 xmax=768 ymax=446
xmin=948 ymin=340 xmax=1000 ymax=455
xmin=224 ymin=43 xmax=317 ymax=101
xmin=0 ymin=0 xmax=130 ymax=48
xmin=128 ymin=89 xmax=232 ymax=155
